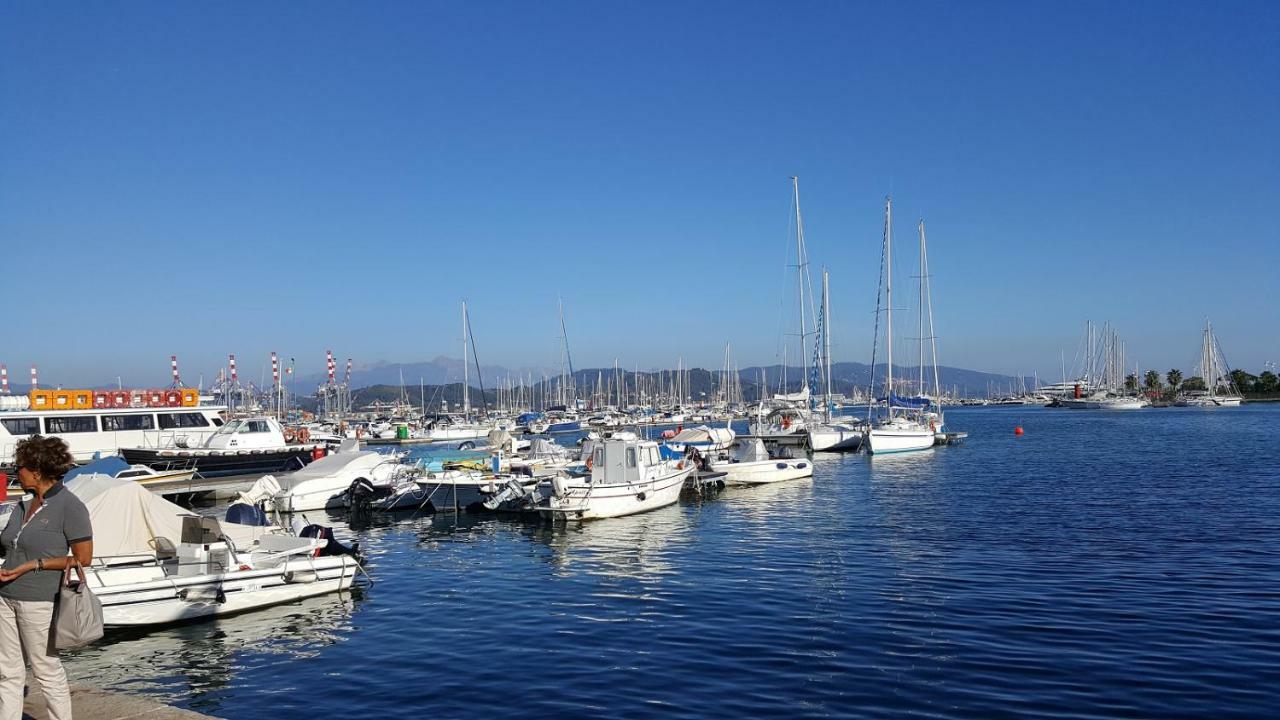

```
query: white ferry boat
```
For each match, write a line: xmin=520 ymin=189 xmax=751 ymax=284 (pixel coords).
xmin=0 ymin=389 xmax=225 ymax=467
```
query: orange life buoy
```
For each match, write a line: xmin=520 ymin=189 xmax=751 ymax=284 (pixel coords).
xmin=298 ymin=427 xmax=311 ymax=444
xmin=586 ymin=456 xmax=594 ymax=471
xmin=284 ymin=428 xmax=297 ymax=443
xmin=781 ymin=416 xmax=792 ymax=430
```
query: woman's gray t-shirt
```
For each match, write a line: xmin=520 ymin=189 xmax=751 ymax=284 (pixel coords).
xmin=0 ymin=483 xmax=93 ymax=602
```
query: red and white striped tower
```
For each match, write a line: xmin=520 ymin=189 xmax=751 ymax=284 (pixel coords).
xmin=229 ymin=354 xmax=238 ymax=385
xmin=0 ymin=364 xmax=8 ymax=394
xmin=271 ymin=352 xmax=280 ymax=388
xmin=171 ymin=355 xmax=181 ymax=387
xmin=327 ymin=350 xmax=335 ymax=386
xmin=345 ymin=358 xmax=352 ymax=386
xmin=30 ymin=365 xmax=38 ymax=391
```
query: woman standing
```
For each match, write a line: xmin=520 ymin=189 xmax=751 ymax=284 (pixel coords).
xmin=0 ymin=436 xmax=93 ymax=720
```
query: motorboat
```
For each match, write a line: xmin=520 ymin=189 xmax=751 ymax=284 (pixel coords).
xmin=541 ymin=432 xmax=691 ymax=520
xmin=120 ymin=417 xmax=323 ymax=478
xmin=66 ymin=469 xmax=360 ymax=627
xmin=239 ymin=441 xmax=411 ymax=513
xmin=748 ymin=405 xmax=811 ymax=438
xmin=712 ymin=439 xmax=812 ymax=485
xmin=807 ymin=422 xmax=865 ymax=452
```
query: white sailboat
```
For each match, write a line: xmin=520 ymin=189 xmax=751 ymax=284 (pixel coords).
xmin=751 ymin=176 xmax=818 ymax=438
xmin=808 ymin=269 xmax=865 ymax=452
xmin=1177 ymin=320 xmax=1244 ymax=407
xmin=867 ymin=201 xmax=938 ymax=455
xmin=428 ymin=301 xmax=491 ymax=441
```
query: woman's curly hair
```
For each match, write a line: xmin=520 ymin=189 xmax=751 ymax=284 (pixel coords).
xmin=14 ymin=435 xmax=75 ymax=481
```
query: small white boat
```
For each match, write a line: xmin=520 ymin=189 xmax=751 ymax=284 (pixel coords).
xmin=67 ymin=472 xmax=360 ymax=627
xmin=541 ymin=432 xmax=691 ymax=520
xmin=713 ymin=439 xmax=812 ymax=485
xmin=113 ymin=463 xmax=198 ymax=486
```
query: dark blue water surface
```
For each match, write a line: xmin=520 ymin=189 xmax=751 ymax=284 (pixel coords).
xmin=66 ymin=406 xmax=1280 ymax=718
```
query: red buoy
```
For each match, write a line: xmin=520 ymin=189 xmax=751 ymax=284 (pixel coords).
xmin=1015 ymin=426 xmax=1024 ymax=436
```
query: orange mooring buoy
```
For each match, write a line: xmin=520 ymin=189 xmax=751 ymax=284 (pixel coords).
xmin=1015 ymin=426 xmax=1024 ymax=436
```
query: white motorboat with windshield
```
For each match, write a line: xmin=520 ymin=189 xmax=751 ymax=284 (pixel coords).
xmin=541 ymin=432 xmax=692 ymax=520
xmin=712 ymin=438 xmax=812 ymax=485
xmin=662 ymin=425 xmax=736 ymax=456
xmin=120 ymin=416 xmax=323 ymax=477
xmin=65 ymin=469 xmax=360 ymax=627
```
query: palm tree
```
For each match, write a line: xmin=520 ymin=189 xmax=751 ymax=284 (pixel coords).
xmin=1143 ymin=370 xmax=1161 ymax=395
xmin=1167 ymin=368 xmax=1183 ymax=391
xmin=1124 ymin=373 xmax=1138 ymax=393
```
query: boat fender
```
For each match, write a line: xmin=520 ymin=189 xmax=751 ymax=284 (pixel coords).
xmin=776 ymin=462 xmax=788 ymax=470
xmin=585 ymin=457 xmax=593 ymax=471
xmin=552 ymin=476 xmax=569 ymax=499
xmin=284 ymin=570 xmax=319 ymax=584
xmin=636 ymin=492 xmax=646 ymax=502
xmin=797 ymin=462 xmax=807 ymax=469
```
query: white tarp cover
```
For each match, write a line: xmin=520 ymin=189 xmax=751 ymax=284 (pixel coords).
xmin=732 ymin=439 xmax=770 ymax=463
xmin=277 ymin=450 xmax=383 ymax=490
xmin=66 ymin=473 xmax=276 ymax=559
xmin=669 ymin=426 xmax=735 ymax=446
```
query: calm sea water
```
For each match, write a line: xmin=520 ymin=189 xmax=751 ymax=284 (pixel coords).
xmin=65 ymin=405 xmax=1280 ymax=719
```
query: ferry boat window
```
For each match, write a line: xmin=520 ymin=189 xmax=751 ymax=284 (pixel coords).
xmin=0 ymin=418 xmax=39 ymax=436
xmin=626 ymin=448 xmax=637 ymax=468
xmin=101 ymin=414 xmax=155 ymax=431
xmin=158 ymin=412 xmax=211 ymax=429
xmin=45 ymin=416 xmax=98 ymax=433
xmin=245 ymin=420 xmax=270 ymax=433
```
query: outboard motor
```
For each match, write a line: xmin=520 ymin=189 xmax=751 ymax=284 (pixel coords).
xmin=299 ymin=524 xmax=360 ymax=559
xmin=226 ymin=502 xmax=270 ymax=526
xmin=346 ymin=477 xmax=378 ymax=529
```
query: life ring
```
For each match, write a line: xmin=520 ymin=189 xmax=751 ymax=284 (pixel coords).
xmin=929 ymin=420 xmax=937 ymax=433
xmin=781 ymin=416 xmax=792 ymax=430
xmin=585 ymin=457 xmax=594 ymax=471
xmin=676 ymin=461 xmax=684 ymax=470
xmin=284 ymin=428 xmax=297 ymax=443
xmin=298 ymin=427 xmax=311 ymax=444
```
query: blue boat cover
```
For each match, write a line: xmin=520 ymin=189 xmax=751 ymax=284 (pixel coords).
xmin=885 ymin=393 xmax=933 ymax=409
xmin=64 ymin=456 xmax=130 ymax=485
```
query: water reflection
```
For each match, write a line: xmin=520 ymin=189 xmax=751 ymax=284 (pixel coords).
xmin=65 ymin=592 xmax=362 ymax=711
xmin=523 ymin=505 xmax=693 ymax=582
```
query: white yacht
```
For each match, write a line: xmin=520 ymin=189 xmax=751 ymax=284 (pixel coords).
xmin=1176 ymin=320 xmax=1244 ymax=407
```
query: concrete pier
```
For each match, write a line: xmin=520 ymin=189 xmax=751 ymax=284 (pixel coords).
xmin=23 ymin=683 xmax=218 ymax=720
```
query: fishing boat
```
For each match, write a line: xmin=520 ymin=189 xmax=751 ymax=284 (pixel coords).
xmin=120 ymin=416 xmax=323 ymax=478
xmin=867 ymin=203 xmax=939 ymax=455
xmin=712 ymin=438 xmax=812 ymax=485
xmin=66 ymin=469 xmax=360 ymax=627
xmin=541 ymin=432 xmax=692 ymax=520
xmin=1176 ymin=320 xmax=1244 ymax=407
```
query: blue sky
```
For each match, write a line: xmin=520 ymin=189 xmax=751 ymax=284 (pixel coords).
xmin=2 ymin=1 xmax=1277 ymax=387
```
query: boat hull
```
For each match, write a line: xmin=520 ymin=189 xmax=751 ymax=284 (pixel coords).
xmin=119 ymin=447 xmax=317 ymax=478
xmin=716 ymin=458 xmax=812 ymax=485
xmin=807 ymin=427 xmax=863 ymax=452
xmin=542 ymin=467 xmax=690 ymax=520
xmin=867 ymin=427 xmax=935 ymax=454
xmin=92 ymin=556 xmax=358 ymax=627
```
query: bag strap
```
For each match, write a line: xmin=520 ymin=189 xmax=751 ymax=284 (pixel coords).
xmin=62 ymin=560 xmax=88 ymax=588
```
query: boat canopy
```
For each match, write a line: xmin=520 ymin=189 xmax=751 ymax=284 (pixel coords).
xmin=66 ymin=473 xmax=275 ymax=561
xmin=667 ymin=426 xmax=735 ymax=446
xmin=517 ymin=412 xmax=545 ymax=424
xmin=885 ymin=393 xmax=934 ymax=409
xmin=731 ymin=439 xmax=770 ymax=463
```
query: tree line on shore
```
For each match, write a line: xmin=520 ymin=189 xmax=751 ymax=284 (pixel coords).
xmin=1123 ymin=368 xmax=1279 ymax=399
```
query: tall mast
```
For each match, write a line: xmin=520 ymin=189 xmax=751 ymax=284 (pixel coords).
xmin=922 ymin=220 xmax=941 ymax=400
xmin=792 ymin=176 xmax=809 ymax=395
xmin=918 ymin=219 xmax=926 ymax=396
xmin=885 ymin=197 xmax=895 ymax=414
xmin=462 ymin=300 xmax=470 ymax=417
xmin=822 ymin=268 xmax=832 ymax=421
